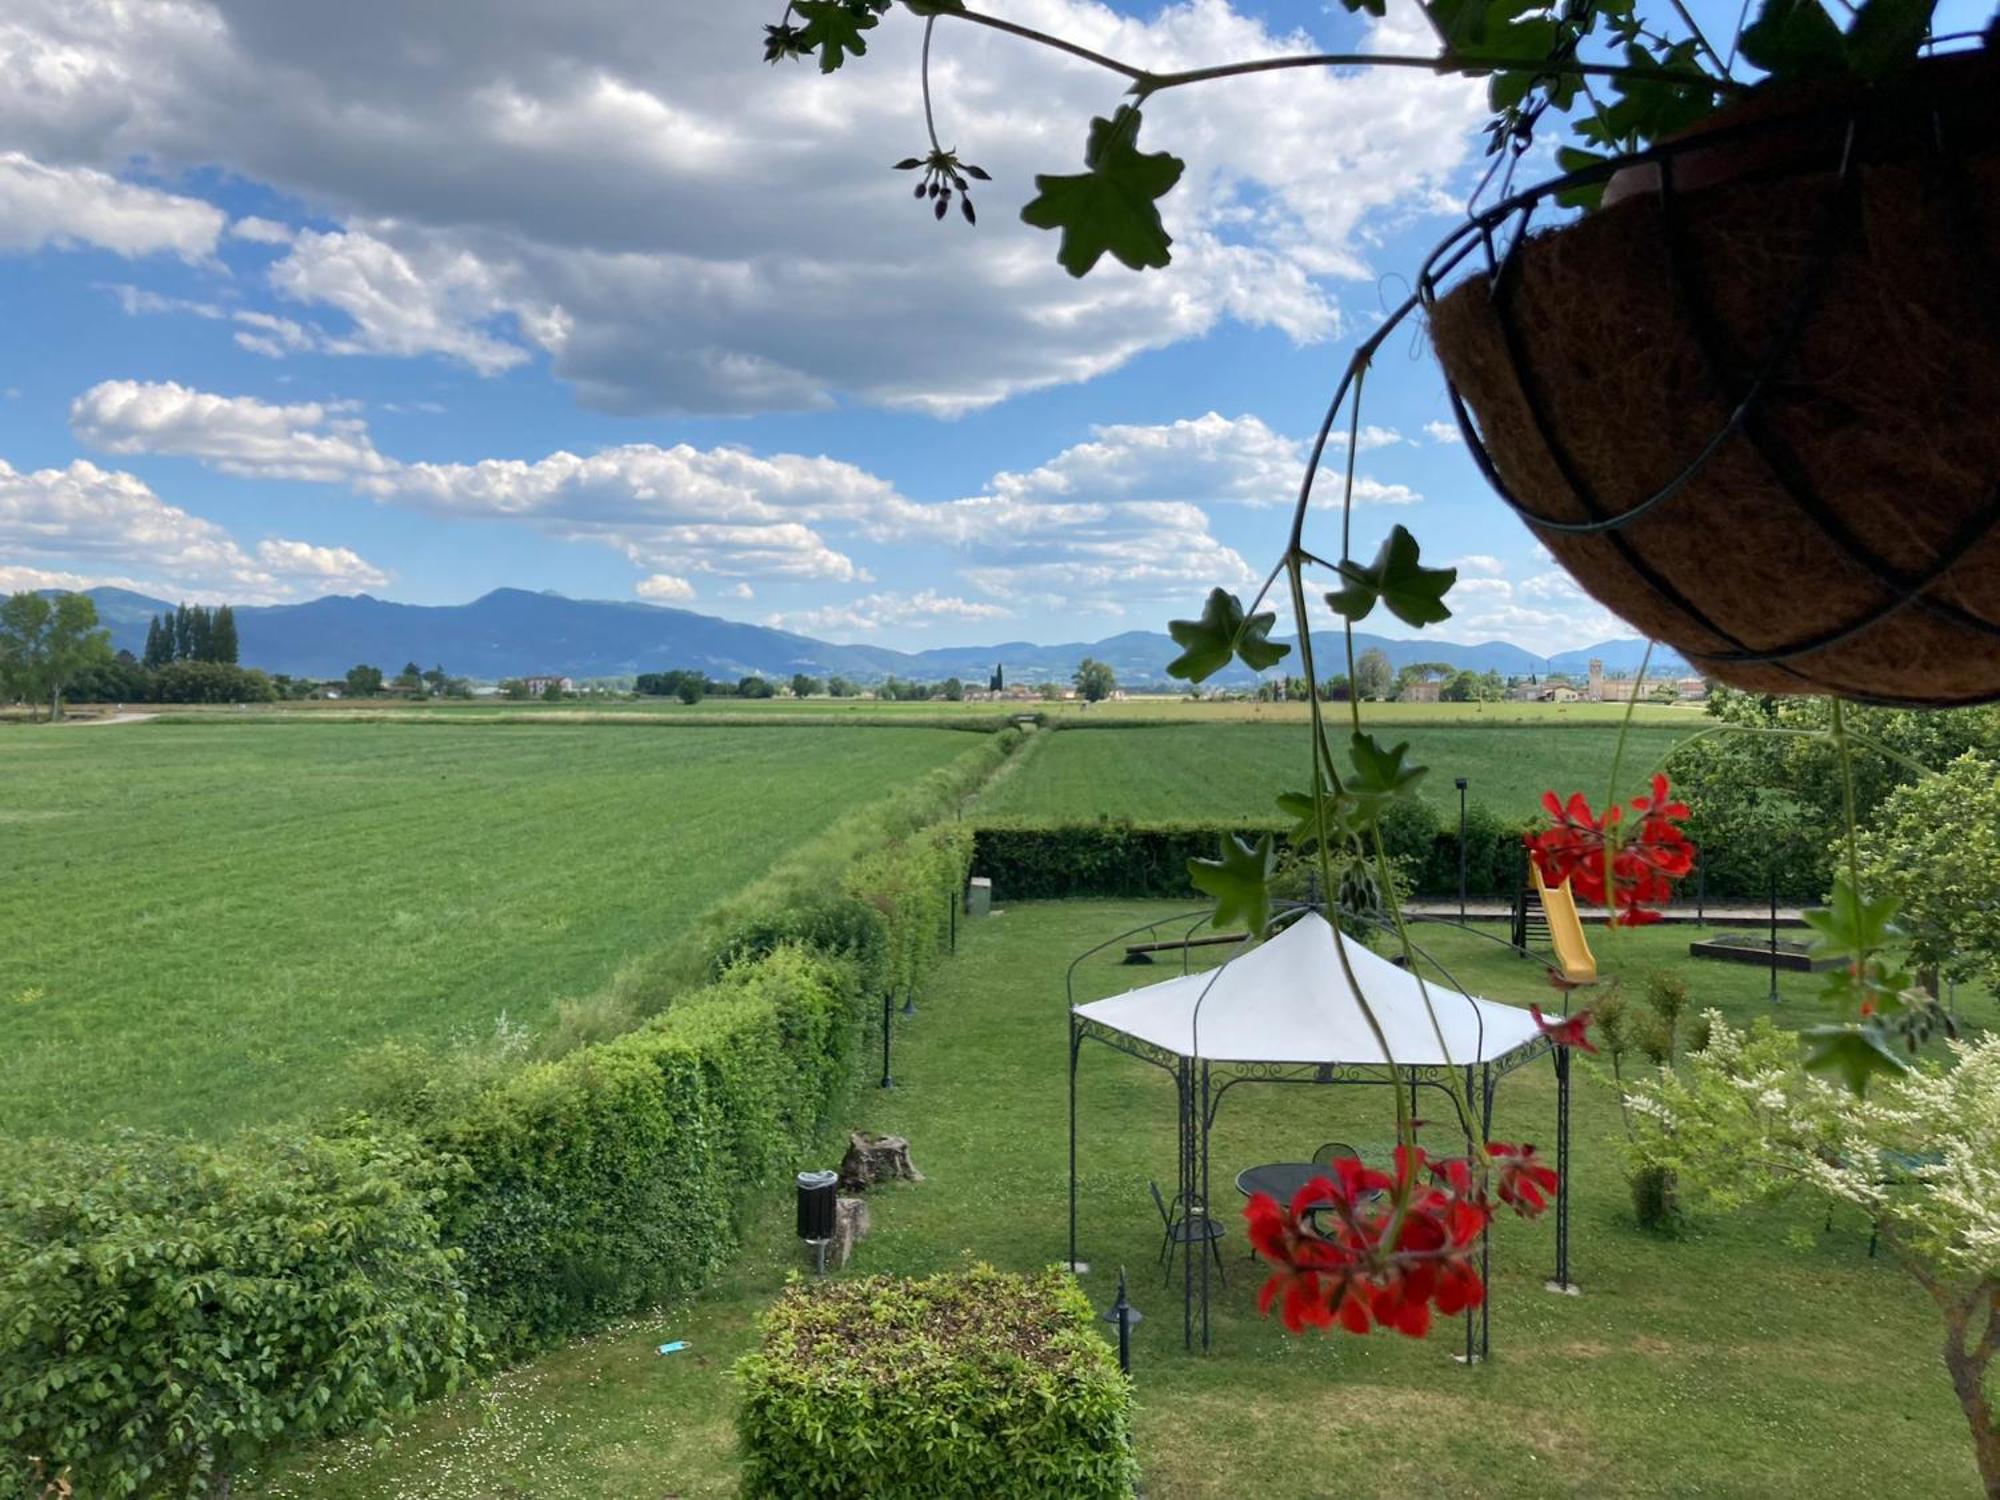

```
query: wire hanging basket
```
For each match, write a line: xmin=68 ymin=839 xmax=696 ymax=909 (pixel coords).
xmin=1418 ymin=47 xmax=2000 ymax=708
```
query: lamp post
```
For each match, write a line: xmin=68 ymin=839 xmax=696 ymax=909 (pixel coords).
xmin=1455 ymin=777 xmax=1469 ymax=923
xmin=1100 ymin=1266 xmax=1140 ymax=1374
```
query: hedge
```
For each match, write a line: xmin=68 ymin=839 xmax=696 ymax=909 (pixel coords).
xmin=971 ymin=800 xmax=1536 ymax=903
xmin=1 ymin=732 xmax=1012 ymax=1492
xmin=0 ymin=1131 xmax=473 ymax=1500
xmin=736 ymin=1265 xmax=1136 ymax=1500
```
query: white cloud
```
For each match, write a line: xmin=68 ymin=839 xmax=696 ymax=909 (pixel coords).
xmin=768 ymin=589 xmax=1011 ymax=637
xmin=0 ymin=562 xmax=161 ymax=595
xmin=1452 ymin=553 xmax=1506 ymax=577
xmin=0 ymin=0 xmax=1484 ymax=414
xmin=254 ymin=537 xmax=388 ymax=589
xmin=101 ymin=282 xmax=223 ymax=319
xmin=229 ymin=215 xmax=293 ymax=245
xmin=1424 ymin=419 xmax=1463 ymax=445
xmin=232 ymin=309 xmax=316 ymax=359
xmin=635 ymin=572 xmax=695 ymax=602
xmin=71 ymin=380 xmax=392 ymax=483
xmin=0 ymin=456 xmax=386 ymax=602
xmin=0 ymin=150 xmax=222 ymax=259
xmin=1354 ymin=425 xmax=1406 ymax=451
xmin=268 ymin=229 xmax=534 ymax=375
xmin=988 ymin=412 xmax=1301 ymax=509
xmin=726 ymin=581 xmax=754 ymax=600
xmin=1348 ymin=476 xmax=1422 ymax=505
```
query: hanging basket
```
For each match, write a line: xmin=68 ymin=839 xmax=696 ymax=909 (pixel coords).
xmin=1428 ymin=51 xmax=2000 ymax=707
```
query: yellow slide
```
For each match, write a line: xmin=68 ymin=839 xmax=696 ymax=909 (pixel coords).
xmin=1533 ymin=864 xmax=1599 ymax=985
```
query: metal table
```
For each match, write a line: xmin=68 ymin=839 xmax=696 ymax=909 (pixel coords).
xmin=1235 ymin=1162 xmax=1338 ymax=1204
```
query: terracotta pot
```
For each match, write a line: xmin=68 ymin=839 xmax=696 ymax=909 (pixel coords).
xmin=1430 ymin=49 xmax=2000 ymax=706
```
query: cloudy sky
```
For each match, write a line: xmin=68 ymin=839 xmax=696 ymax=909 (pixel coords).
xmin=0 ymin=0 xmax=1656 ymax=650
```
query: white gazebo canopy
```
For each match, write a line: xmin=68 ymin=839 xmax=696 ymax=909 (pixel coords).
xmin=1072 ymin=910 xmax=1544 ymax=1068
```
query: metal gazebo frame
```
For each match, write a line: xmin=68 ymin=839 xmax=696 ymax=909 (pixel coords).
xmin=1065 ymin=904 xmax=1576 ymax=1357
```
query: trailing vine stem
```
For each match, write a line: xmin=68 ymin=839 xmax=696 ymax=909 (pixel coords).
xmin=934 ymin=4 xmax=1748 ymax=101
xmin=922 ymin=16 xmax=941 ymax=154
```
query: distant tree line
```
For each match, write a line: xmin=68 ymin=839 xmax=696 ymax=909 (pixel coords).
xmin=636 ymin=669 xmax=875 ymax=704
xmin=142 ymin=603 xmax=239 ymax=667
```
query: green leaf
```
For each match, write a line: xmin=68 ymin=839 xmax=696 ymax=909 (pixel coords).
xmin=1165 ymin=588 xmax=1290 ymax=682
xmin=1843 ymin=0 xmax=1934 ymax=78
xmin=1276 ymin=787 xmax=1360 ymax=852
xmin=1326 ymin=525 xmax=1456 ymax=628
xmin=1738 ymin=0 xmax=1849 ymax=81
xmin=1020 ymin=106 xmax=1185 ymax=277
xmin=1802 ymin=1024 xmax=1908 ymax=1095
xmin=1802 ymin=877 xmax=1900 ymax=961
xmin=794 ymin=0 xmax=878 ymax=73
xmin=1188 ymin=832 xmax=1278 ymax=936
xmin=1553 ymin=145 xmax=1612 ymax=211
xmin=1347 ymin=732 xmax=1428 ymax=818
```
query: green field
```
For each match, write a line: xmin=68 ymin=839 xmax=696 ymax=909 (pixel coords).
xmin=248 ymin=903 xmax=1993 ymax=1498
xmin=0 ymin=720 xmax=974 ymax=1138
xmin=975 ymin=721 xmax=1698 ymax=824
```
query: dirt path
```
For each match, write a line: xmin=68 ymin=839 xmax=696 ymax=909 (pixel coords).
xmin=64 ymin=711 xmax=160 ymax=726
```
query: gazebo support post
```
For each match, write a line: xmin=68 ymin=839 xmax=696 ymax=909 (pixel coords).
xmin=1178 ymin=1058 xmax=1195 ymax=1352
xmin=1200 ymin=1060 xmax=1213 ymax=1353
xmin=1067 ymin=1017 xmax=1084 ymax=1274
xmin=1480 ymin=1063 xmax=1494 ymax=1359
xmin=1547 ymin=1044 xmax=1578 ymax=1295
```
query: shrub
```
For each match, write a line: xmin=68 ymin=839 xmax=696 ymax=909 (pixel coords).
xmin=0 ymin=1131 xmax=472 ymax=1499
xmin=1630 ymin=1163 xmax=1682 ymax=1235
xmin=736 ymin=1266 xmax=1136 ymax=1500
xmin=377 ymin=945 xmax=863 ymax=1356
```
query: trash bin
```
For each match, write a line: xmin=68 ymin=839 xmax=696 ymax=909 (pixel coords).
xmin=966 ymin=876 xmax=993 ymax=917
xmin=796 ymin=1170 xmax=838 ymax=1244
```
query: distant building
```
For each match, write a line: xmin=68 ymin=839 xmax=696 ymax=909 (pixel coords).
xmin=522 ymin=675 xmax=575 ymax=696
xmin=1398 ymin=680 xmax=1442 ymax=703
xmin=1586 ymin=658 xmax=1706 ymax=702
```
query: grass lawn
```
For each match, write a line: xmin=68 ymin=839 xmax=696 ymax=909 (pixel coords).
xmin=0 ymin=720 xmax=975 ymax=1138
xmin=250 ymin=901 xmax=1991 ymax=1498
xmin=975 ymin=721 xmax=1698 ymax=824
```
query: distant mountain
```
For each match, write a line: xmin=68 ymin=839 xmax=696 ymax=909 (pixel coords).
xmin=71 ymin=586 xmax=1686 ymax=686
xmin=1547 ymin=640 xmax=1692 ymax=677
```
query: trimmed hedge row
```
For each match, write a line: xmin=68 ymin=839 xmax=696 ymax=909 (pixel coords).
xmin=1 ymin=735 xmax=1013 ymax=1495
xmin=971 ymin=799 xmax=1535 ymax=902
xmin=736 ymin=1265 xmax=1136 ymax=1500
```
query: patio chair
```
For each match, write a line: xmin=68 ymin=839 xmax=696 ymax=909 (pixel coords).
xmin=1313 ymin=1141 xmax=1360 ymax=1168
xmin=1149 ymin=1180 xmax=1226 ymax=1287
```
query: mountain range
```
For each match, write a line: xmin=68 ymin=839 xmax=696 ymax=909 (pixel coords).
xmin=72 ymin=587 xmax=1688 ymax=685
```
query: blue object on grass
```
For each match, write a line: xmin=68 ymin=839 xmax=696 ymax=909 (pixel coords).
xmin=657 ymin=1340 xmax=689 ymax=1356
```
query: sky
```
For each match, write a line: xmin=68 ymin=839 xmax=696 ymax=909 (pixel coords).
xmin=0 ymin=0 xmax=1923 ymax=653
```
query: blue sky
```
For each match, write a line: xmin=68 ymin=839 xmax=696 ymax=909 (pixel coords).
xmin=0 ymin=0 xmax=1970 ymax=651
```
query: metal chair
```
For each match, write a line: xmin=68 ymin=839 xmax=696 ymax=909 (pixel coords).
xmin=1313 ymin=1141 xmax=1360 ymax=1168
xmin=1149 ymin=1180 xmax=1226 ymax=1287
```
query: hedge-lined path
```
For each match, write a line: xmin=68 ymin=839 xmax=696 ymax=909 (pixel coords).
xmin=247 ymin=900 xmax=1988 ymax=1498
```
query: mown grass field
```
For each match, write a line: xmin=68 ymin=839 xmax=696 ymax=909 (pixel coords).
xmin=250 ymin=902 xmax=1993 ymax=1498
xmin=0 ymin=720 xmax=975 ymax=1139
xmin=975 ymin=721 xmax=1699 ymax=824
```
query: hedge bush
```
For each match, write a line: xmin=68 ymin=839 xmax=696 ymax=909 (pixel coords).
xmin=970 ymin=806 xmax=1538 ymax=902
xmin=369 ymin=944 xmax=862 ymax=1356
xmin=736 ymin=1265 xmax=1136 ymax=1500
xmin=0 ymin=1131 xmax=472 ymax=1499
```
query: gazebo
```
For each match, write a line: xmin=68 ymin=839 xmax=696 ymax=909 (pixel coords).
xmin=1067 ymin=907 xmax=1576 ymax=1356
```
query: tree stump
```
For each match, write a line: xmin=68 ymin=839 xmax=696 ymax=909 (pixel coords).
xmin=837 ymin=1131 xmax=923 ymax=1191
xmin=829 ymin=1196 xmax=870 ymax=1269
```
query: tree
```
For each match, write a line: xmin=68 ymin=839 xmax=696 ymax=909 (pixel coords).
xmin=1038 ymin=681 xmax=1064 ymax=701
xmin=212 ymin=605 xmax=240 ymax=665
xmin=790 ymin=673 xmax=823 ymax=699
xmin=1354 ymin=648 xmax=1392 ymax=700
xmin=941 ymin=677 xmax=964 ymax=702
xmin=0 ymin=591 xmax=111 ymax=721
xmin=738 ymin=674 xmax=775 ymax=699
xmin=827 ymin=676 xmax=857 ymax=698
xmin=1319 ymin=675 xmax=1352 ymax=701
xmin=344 ymin=663 xmax=384 ymax=698
xmin=188 ymin=605 xmax=214 ymax=664
xmin=1855 ymin=753 xmax=2000 ymax=992
xmin=142 ymin=615 xmax=168 ymax=670
xmin=395 ymin=661 xmax=424 ymax=691
xmin=676 ymin=676 xmax=704 ymax=705
xmin=1629 ymin=1016 xmax=2000 ymax=1492
xmin=1073 ymin=657 xmax=1116 ymax=703
xmin=422 ymin=664 xmax=449 ymax=693
xmin=173 ymin=603 xmax=194 ymax=663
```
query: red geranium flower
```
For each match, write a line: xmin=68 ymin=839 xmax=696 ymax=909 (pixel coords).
xmin=1525 ymin=773 xmax=1696 ymax=925
xmin=1487 ymin=1141 xmax=1560 ymax=1217
xmin=1531 ymin=1002 xmax=1598 ymax=1054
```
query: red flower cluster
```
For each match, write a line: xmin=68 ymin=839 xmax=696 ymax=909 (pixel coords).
xmin=1526 ymin=773 xmax=1695 ymax=925
xmin=1530 ymin=1002 xmax=1598 ymax=1054
xmin=1245 ymin=1144 xmax=1558 ymax=1340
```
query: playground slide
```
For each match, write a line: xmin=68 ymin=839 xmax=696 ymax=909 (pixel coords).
xmin=1533 ymin=865 xmax=1599 ymax=985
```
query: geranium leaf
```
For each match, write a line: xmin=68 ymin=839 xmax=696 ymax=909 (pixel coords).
xmin=1347 ymin=732 xmax=1428 ymax=818
xmin=1189 ymin=832 xmax=1278 ymax=936
xmin=1165 ymin=587 xmax=1290 ymax=682
xmin=1801 ymin=1023 xmax=1908 ymax=1095
xmin=1802 ymin=877 xmax=1901 ymax=961
xmin=794 ymin=0 xmax=878 ymax=73
xmin=1738 ymin=0 xmax=1849 ymax=81
xmin=1020 ymin=106 xmax=1184 ymax=277
xmin=1843 ymin=0 xmax=1932 ymax=78
xmin=1327 ymin=525 xmax=1456 ymax=627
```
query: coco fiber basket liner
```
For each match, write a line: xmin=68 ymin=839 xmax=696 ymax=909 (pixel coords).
xmin=1429 ymin=69 xmax=2000 ymax=707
